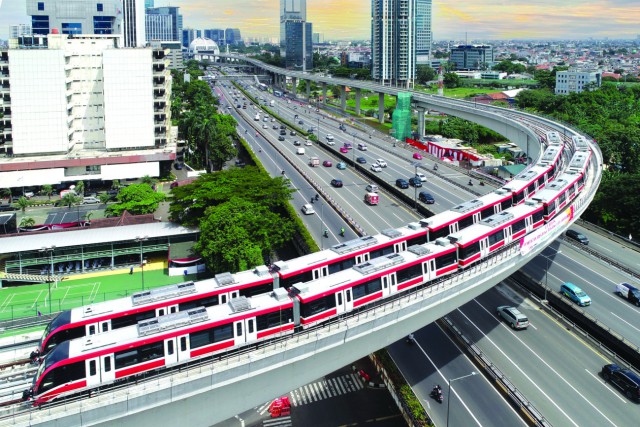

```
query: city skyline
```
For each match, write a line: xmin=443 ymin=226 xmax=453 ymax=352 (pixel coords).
xmin=1 ymin=0 xmax=639 ymax=41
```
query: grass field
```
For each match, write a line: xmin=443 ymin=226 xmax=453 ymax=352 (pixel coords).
xmin=0 ymin=265 xmax=198 ymax=321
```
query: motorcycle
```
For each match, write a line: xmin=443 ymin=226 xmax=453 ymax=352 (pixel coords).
xmin=323 ymin=229 xmax=329 ymax=238
xmin=468 ymin=179 xmax=473 ymax=186
xmin=340 ymin=228 xmax=345 ymax=237
xmin=433 ymin=164 xmax=438 ymax=171
xmin=431 ymin=385 xmax=443 ymax=403
xmin=480 ymin=181 xmax=485 ymax=186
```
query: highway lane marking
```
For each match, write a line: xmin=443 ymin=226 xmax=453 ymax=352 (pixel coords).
xmin=584 ymin=369 xmax=627 ymax=403
xmin=460 ymin=306 xmax=618 ymax=427
xmin=609 ymin=312 xmax=640 ymax=333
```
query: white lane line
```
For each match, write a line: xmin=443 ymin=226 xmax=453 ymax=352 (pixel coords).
xmin=609 ymin=312 xmax=640 ymax=334
xmin=462 ymin=305 xmax=617 ymax=427
xmin=584 ymin=369 xmax=626 ymax=403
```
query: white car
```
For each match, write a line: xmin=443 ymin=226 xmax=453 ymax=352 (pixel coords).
xmin=301 ymin=204 xmax=315 ymax=215
xmin=416 ymin=172 xmax=427 ymax=182
xmin=305 ymin=140 xmax=312 ymax=146
xmin=376 ymin=159 xmax=387 ymax=168
xmin=371 ymin=164 xmax=382 ymax=173
xmin=262 ymin=124 xmax=268 ymax=129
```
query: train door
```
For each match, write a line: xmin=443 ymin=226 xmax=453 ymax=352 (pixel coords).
xmin=449 ymin=222 xmax=459 ymax=235
xmin=86 ymin=324 xmax=98 ymax=337
xmin=382 ymin=274 xmax=395 ymax=296
xmin=177 ymin=335 xmax=190 ymax=361
xmin=164 ymin=338 xmax=178 ymax=366
xmin=335 ymin=289 xmax=354 ymax=315
xmin=233 ymin=318 xmax=257 ymax=346
xmin=229 ymin=290 xmax=240 ymax=300
xmin=167 ymin=304 xmax=178 ymax=315
xmin=312 ymin=266 xmax=328 ymax=280
xmin=156 ymin=307 xmax=166 ymax=317
xmin=503 ymin=227 xmax=513 ymax=245
xmin=394 ymin=241 xmax=407 ymax=253
xmin=100 ymin=321 xmax=110 ymax=333
xmin=427 ymin=259 xmax=436 ymax=280
xmin=219 ymin=294 xmax=229 ymax=304
xmin=479 ymin=237 xmax=490 ymax=257
xmin=85 ymin=358 xmax=101 ymax=387
xmin=355 ymin=253 xmax=370 ymax=264
xmin=100 ymin=355 xmax=115 ymax=383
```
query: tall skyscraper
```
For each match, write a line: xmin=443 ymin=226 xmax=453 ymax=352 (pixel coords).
xmin=146 ymin=7 xmax=181 ymax=42
xmin=280 ymin=0 xmax=312 ymax=70
xmin=146 ymin=12 xmax=174 ymax=42
xmin=122 ymin=0 xmax=146 ymax=47
xmin=225 ymin=28 xmax=242 ymax=45
xmin=182 ymin=29 xmax=201 ymax=48
xmin=26 ymin=0 xmax=121 ymax=36
xmin=415 ymin=0 xmax=432 ymax=64
xmin=371 ymin=0 xmax=416 ymax=88
xmin=204 ymin=29 xmax=226 ymax=45
xmin=450 ymin=45 xmax=494 ymax=70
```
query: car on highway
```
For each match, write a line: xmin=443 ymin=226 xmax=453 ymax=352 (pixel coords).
xmin=416 ymin=172 xmax=427 ymax=182
xmin=396 ymin=179 xmax=409 ymax=189
xmin=601 ymin=364 xmax=640 ymax=401
xmin=408 ymin=177 xmax=422 ymax=187
xmin=293 ymin=140 xmax=301 ymax=146
xmin=273 ymin=125 xmax=279 ymax=130
xmin=565 ymin=229 xmax=589 ymax=245
xmin=418 ymin=192 xmax=435 ymax=204
xmin=305 ymin=140 xmax=312 ymax=146
xmin=336 ymin=162 xmax=347 ymax=170
xmin=262 ymin=124 xmax=268 ymax=129
xmin=496 ymin=306 xmax=529 ymax=329
xmin=375 ymin=159 xmax=387 ymax=168
xmin=301 ymin=204 xmax=315 ymax=215
xmin=365 ymin=184 xmax=379 ymax=193
xmin=343 ymin=143 xmax=353 ymax=150
xmin=290 ymin=131 xmax=297 ymax=136
xmin=371 ymin=164 xmax=382 ymax=172
xmin=323 ymin=160 xmax=332 ymax=167
xmin=356 ymin=157 xmax=367 ymax=164
xmin=412 ymin=152 xmax=423 ymax=160
xmin=280 ymin=129 xmax=287 ymax=135
xmin=278 ymin=136 xmax=285 ymax=141
xmin=340 ymin=147 xmax=349 ymax=153
xmin=298 ymin=120 xmax=304 ymax=125
xmin=561 ymin=282 xmax=591 ymax=306
xmin=330 ymin=179 xmax=343 ymax=188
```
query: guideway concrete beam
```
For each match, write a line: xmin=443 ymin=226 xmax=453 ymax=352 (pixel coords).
xmin=355 ymin=88 xmax=361 ymax=115
xmin=378 ymin=92 xmax=385 ymax=124
xmin=417 ymin=106 xmax=426 ymax=139
xmin=340 ymin=85 xmax=346 ymax=111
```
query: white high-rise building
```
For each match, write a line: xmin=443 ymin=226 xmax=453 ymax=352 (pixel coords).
xmin=9 ymin=24 xmax=32 ymax=38
xmin=555 ymin=70 xmax=602 ymax=95
xmin=371 ymin=0 xmax=416 ymax=88
xmin=0 ymin=34 xmax=172 ymax=188
xmin=26 ymin=0 xmax=122 ymax=37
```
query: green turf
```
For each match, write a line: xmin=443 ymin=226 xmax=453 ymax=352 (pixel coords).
xmin=0 ymin=269 xmax=199 ymax=321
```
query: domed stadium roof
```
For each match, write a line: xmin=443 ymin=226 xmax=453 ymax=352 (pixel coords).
xmin=189 ymin=37 xmax=219 ymax=54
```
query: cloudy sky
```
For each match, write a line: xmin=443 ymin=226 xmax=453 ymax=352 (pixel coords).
xmin=1 ymin=0 xmax=639 ymax=41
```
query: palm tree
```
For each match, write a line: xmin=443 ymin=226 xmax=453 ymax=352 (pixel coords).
xmin=0 ymin=188 xmax=10 ymax=201
xmin=17 ymin=196 xmax=30 ymax=213
xmin=60 ymin=193 xmax=80 ymax=209
xmin=42 ymin=184 xmax=54 ymax=200
xmin=141 ymin=175 xmax=157 ymax=186
xmin=99 ymin=193 xmax=111 ymax=205
xmin=75 ymin=180 xmax=85 ymax=196
xmin=112 ymin=179 xmax=120 ymax=190
xmin=19 ymin=217 xmax=35 ymax=228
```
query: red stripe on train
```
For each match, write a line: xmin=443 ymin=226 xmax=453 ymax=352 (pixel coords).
xmin=353 ymin=291 xmax=383 ymax=307
xmin=397 ymin=277 xmax=423 ymax=291
xmin=257 ymin=323 xmax=295 ymax=339
xmin=36 ymin=379 xmax=87 ymax=404
xmin=190 ymin=340 xmax=235 ymax=358
xmin=115 ymin=358 xmax=165 ymax=379
xmin=301 ymin=308 xmax=337 ymax=324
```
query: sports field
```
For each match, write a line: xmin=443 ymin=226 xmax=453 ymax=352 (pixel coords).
xmin=0 ymin=260 xmax=198 ymax=322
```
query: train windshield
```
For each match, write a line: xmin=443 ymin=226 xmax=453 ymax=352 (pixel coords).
xmin=44 ymin=311 xmax=72 ymax=338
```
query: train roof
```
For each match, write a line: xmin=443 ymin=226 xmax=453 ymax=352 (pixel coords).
xmin=546 ymin=131 xmax=563 ymax=145
xmin=501 ymin=165 xmax=549 ymax=193
xmin=537 ymin=145 xmax=563 ymax=166
xmin=572 ymin=135 xmax=590 ymax=152
xmin=292 ymin=239 xmax=456 ymax=302
xmin=65 ymin=290 xmax=292 ymax=359
xmin=531 ymin=172 xmax=582 ymax=204
xmin=567 ymin=150 xmax=592 ymax=174
xmin=420 ymin=191 xmax=511 ymax=230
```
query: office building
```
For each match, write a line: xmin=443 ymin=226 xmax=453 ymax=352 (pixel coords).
xmin=27 ymin=0 xmax=121 ymax=36
xmin=145 ymin=0 xmax=155 ymax=8
xmin=122 ymin=0 xmax=146 ymax=47
xmin=225 ymin=28 xmax=242 ymax=45
xmin=204 ymin=29 xmax=225 ymax=45
xmin=280 ymin=0 xmax=306 ymax=56
xmin=0 ymin=34 xmax=173 ymax=188
xmin=146 ymin=12 xmax=174 ymax=42
xmin=450 ymin=45 xmax=493 ymax=70
xmin=157 ymin=41 xmax=184 ymax=70
xmin=312 ymin=33 xmax=320 ymax=44
xmin=182 ymin=28 xmax=201 ymax=48
xmin=415 ymin=0 xmax=432 ymax=64
xmin=284 ymin=21 xmax=312 ymax=70
xmin=555 ymin=70 xmax=602 ymax=95
xmin=146 ymin=6 xmax=182 ymax=42
xmin=9 ymin=24 xmax=32 ymax=38
xmin=371 ymin=0 xmax=416 ymax=88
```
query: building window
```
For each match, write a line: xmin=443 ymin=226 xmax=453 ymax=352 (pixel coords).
xmin=38 ymin=2 xmax=44 ymax=11
xmin=97 ymin=3 xmax=103 ymax=12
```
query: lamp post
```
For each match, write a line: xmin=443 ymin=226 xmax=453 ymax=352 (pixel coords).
xmin=320 ymin=199 xmax=325 ymax=250
xmin=40 ymin=246 xmax=56 ymax=314
xmin=135 ymin=236 xmax=149 ymax=291
xmin=447 ymin=372 xmax=476 ymax=427
xmin=541 ymin=250 xmax=561 ymax=302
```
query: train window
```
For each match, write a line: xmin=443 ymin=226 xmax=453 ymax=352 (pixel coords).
xmin=236 ymin=323 xmax=243 ymax=336
xmin=89 ymin=325 xmax=96 ymax=335
xmin=480 ymin=206 xmax=494 ymax=219
xmin=167 ymin=340 xmax=174 ymax=355
xmin=396 ymin=263 xmax=422 ymax=283
xmin=512 ymin=219 xmax=526 ymax=234
xmin=179 ymin=295 xmax=219 ymax=311
xmin=487 ymin=230 xmax=504 ymax=246
xmin=337 ymin=292 xmax=343 ymax=305
xmin=537 ymin=176 xmax=545 ymax=187
xmin=577 ymin=175 xmax=584 ymax=188
xmin=430 ymin=226 xmax=450 ymax=241
xmin=382 ymin=277 xmax=388 ymax=289
xmin=459 ymin=241 xmax=480 ymax=260
xmin=346 ymin=290 xmax=351 ymax=303
xmin=369 ymin=245 xmax=395 ymax=260
xmin=248 ymin=319 xmax=254 ymax=334
xmin=111 ymin=310 xmax=155 ymax=330
xmin=558 ymin=192 xmax=567 ymax=206
xmin=104 ymin=357 xmax=111 ymax=372
xmin=501 ymin=198 xmax=513 ymax=210
xmin=352 ymin=278 xmax=382 ymax=300
xmin=280 ymin=270 xmax=313 ymax=288
xmin=327 ymin=257 xmax=357 ymax=275
xmin=300 ymin=295 xmax=336 ymax=318
xmin=102 ymin=322 xmax=109 ymax=332
xmin=170 ymin=307 xmax=177 ymax=314
xmin=89 ymin=360 xmax=96 ymax=376
xmin=513 ymin=191 xmax=525 ymax=204
xmin=239 ymin=282 xmax=273 ymax=298
xmin=38 ymin=361 xmax=85 ymax=394
xmin=458 ymin=215 xmax=475 ymax=230
xmin=407 ymin=235 xmax=427 ymax=247
xmin=159 ymin=309 xmax=165 ymax=316
xmin=221 ymin=295 xmax=227 ymax=304
xmin=114 ymin=342 xmax=164 ymax=369
xmin=180 ymin=337 xmax=187 ymax=352
xmin=532 ymin=210 xmax=543 ymax=224
xmin=190 ymin=324 xmax=233 ymax=349
xmin=549 ymin=165 xmax=556 ymax=179
xmin=256 ymin=308 xmax=293 ymax=331
xmin=527 ymin=182 xmax=535 ymax=195
xmin=435 ymin=251 xmax=457 ymax=269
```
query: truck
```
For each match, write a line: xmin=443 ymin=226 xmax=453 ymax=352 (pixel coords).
xmin=309 ymin=156 xmax=320 ymax=167
xmin=616 ymin=282 xmax=640 ymax=306
xmin=364 ymin=192 xmax=379 ymax=205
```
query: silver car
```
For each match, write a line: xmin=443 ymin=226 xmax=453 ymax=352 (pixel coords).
xmin=497 ymin=306 xmax=529 ymax=329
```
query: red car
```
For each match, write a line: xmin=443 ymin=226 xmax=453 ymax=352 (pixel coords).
xmin=413 ymin=152 xmax=423 ymax=160
xmin=340 ymin=147 xmax=349 ymax=153
xmin=323 ymin=160 xmax=332 ymax=167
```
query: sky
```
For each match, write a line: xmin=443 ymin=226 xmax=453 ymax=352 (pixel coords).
xmin=1 ymin=0 xmax=639 ymax=41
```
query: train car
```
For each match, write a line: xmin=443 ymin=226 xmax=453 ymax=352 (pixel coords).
xmin=531 ymin=172 xmax=585 ymax=221
xmin=545 ymin=131 xmax=563 ymax=146
xmin=571 ymin=135 xmax=590 ymax=152
xmin=289 ymin=239 xmax=457 ymax=326
xmin=447 ymin=200 xmax=545 ymax=267
xmin=566 ymin=150 xmax=592 ymax=177
xmin=39 ymin=268 xmax=275 ymax=354
xmin=30 ymin=290 xmax=294 ymax=404
xmin=419 ymin=191 xmax=514 ymax=241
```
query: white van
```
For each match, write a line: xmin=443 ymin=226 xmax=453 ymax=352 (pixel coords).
xmin=358 ymin=143 xmax=368 ymax=151
xmin=296 ymin=147 xmax=306 ymax=155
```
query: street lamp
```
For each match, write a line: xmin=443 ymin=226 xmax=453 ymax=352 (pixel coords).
xmin=540 ymin=250 xmax=561 ymax=302
xmin=135 ymin=236 xmax=149 ymax=291
xmin=447 ymin=371 xmax=477 ymax=427
xmin=39 ymin=246 xmax=56 ymax=314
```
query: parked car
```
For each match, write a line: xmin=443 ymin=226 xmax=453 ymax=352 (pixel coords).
xmin=408 ymin=177 xmax=422 ymax=187
xmin=356 ymin=157 xmax=367 ymax=164
xmin=396 ymin=178 xmax=409 ymax=189
xmin=301 ymin=204 xmax=315 ymax=215
xmin=416 ymin=172 xmax=427 ymax=182
xmin=413 ymin=152 xmax=423 ymax=160
xmin=418 ymin=192 xmax=435 ymax=204
xmin=601 ymin=364 xmax=640 ymax=401
xmin=496 ymin=306 xmax=529 ymax=329
xmin=323 ymin=160 xmax=333 ymax=167
xmin=331 ymin=179 xmax=343 ymax=188
xmin=375 ymin=159 xmax=387 ymax=168
xmin=82 ymin=197 xmax=100 ymax=204
xmin=566 ymin=229 xmax=589 ymax=245
xmin=371 ymin=164 xmax=382 ymax=172
xmin=561 ymin=282 xmax=591 ymax=306
xmin=174 ymin=162 xmax=183 ymax=170
xmin=0 ymin=204 xmax=18 ymax=212
xmin=336 ymin=162 xmax=347 ymax=170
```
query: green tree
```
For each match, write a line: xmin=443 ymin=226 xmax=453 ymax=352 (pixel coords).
xmin=416 ymin=65 xmax=437 ymax=84
xmin=583 ymin=171 xmax=640 ymax=234
xmin=533 ymin=69 xmax=555 ymax=90
xmin=112 ymin=179 xmax=121 ymax=190
xmin=60 ymin=193 xmax=80 ymax=209
xmin=75 ymin=180 xmax=85 ymax=196
xmin=99 ymin=193 xmax=112 ymax=205
xmin=106 ymin=183 xmax=165 ymax=216
xmin=443 ymin=72 xmax=461 ymax=89
xmin=141 ymin=175 xmax=157 ymax=186
xmin=20 ymin=217 xmax=35 ymax=228
xmin=17 ymin=196 xmax=30 ymax=213
xmin=194 ymin=198 xmax=295 ymax=273
xmin=0 ymin=188 xmax=11 ymax=200
xmin=42 ymin=184 xmax=54 ymax=200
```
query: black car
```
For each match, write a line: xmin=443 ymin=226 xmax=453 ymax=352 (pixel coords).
xmin=601 ymin=364 xmax=640 ymax=401
xmin=408 ymin=177 xmax=423 ymax=187
xmin=307 ymin=128 xmax=315 ymax=133
xmin=298 ymin=120 xmax=304 ymax=125
xmin=290 ymin=131 xmax=297 ymax=136
xmin=174 ymin=162 xmax=183 ymax=170
xmin=280 ymin=130 xmax=287 ymax=135
xmin=280 ymin=124 xmax=286 ymax=129
xmin=330 ymin=179 xmax=343 ymax=188
xmin=278 ymin=136 xmax=285 ymax=141
xmin=293 ymin=140 xmax=301 ymax=146
xmin=0 ymin=204 xmax=18 ymax=212
xmin=566 ymin=229 xmax=589 ymax=245
xmin=396 ymin=178 xmax=409 ymax=189
xmin=356 ymin=157 xmax=367 ymax=164
xmin=418 ymin=192 xmax=435 ymax=204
